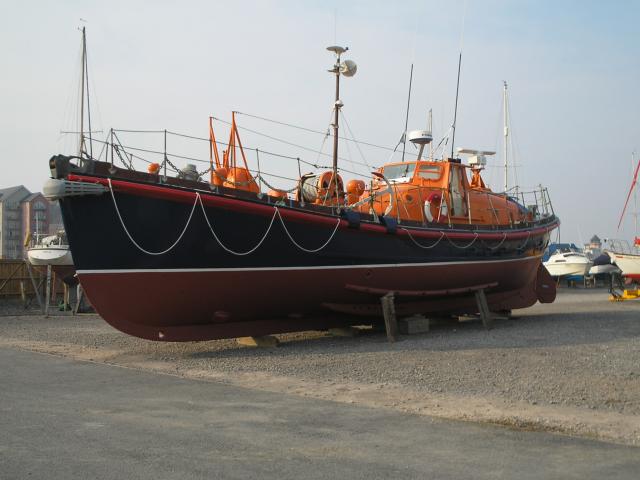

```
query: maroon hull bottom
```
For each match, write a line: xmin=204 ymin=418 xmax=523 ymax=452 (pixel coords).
xmin=78 ymin=255 xmax=549 ymax=341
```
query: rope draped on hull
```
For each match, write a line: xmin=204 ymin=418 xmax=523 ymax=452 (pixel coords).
xmin=106 ymin=179 xmax=538 ymax=258
xmin=108 ymin=178 xmax=342 ymax=256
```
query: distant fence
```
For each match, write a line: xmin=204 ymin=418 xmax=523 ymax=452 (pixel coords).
xmin=0 ymin=259 xmax=65 ymax=300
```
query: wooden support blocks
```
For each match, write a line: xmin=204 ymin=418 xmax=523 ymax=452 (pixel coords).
xmin=474 ymin=289 xmax=493 ymax=329
xmin=236 ymin=335 xmax=280 ymax=348
xmin=380 ymin=292 xmax=398 ymax=342
xmin=398 ymin=315 xmax=430 ymax=335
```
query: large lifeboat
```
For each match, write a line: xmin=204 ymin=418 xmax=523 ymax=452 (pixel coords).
xmin=43 ymin=39 xmax=559 ymax=341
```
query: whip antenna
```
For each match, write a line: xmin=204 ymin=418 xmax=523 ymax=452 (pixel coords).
xmin=450 ymin=52 xmax=462 ymax=159
xmin=450 ymin=1 xmax=467 ymax=159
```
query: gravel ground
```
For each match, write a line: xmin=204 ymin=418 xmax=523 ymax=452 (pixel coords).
xmin=1 ymin=288 xmax=639 ymax=444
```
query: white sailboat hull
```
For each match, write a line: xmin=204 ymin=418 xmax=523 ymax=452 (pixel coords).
xmin=27 ymin=247 xmax=73 ymax=266
xmin=606 ymin=251 xmax=640 ymax=280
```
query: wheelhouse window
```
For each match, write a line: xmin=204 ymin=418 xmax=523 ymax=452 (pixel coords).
xmin=417 ymin=164 xmax=442 ymax=180
xmin=382 ymin=163 xmax=416 ymax=182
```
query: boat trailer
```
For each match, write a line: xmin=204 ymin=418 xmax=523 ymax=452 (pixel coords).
xmin=609 ymin=288 xmax=640 ymax=302
xmin=608 ymin=272 xmax=640 ymax=301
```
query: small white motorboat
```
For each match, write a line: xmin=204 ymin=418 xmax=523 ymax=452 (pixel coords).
xmin=543 ymin=247 xmax=593 ymax=278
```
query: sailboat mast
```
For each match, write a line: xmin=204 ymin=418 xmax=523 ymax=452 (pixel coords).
xmin=78 ymin=27 xmax=86 ymax=157
xmin=84 ymin=28 xmax=93 ymax=160
xmin=633 ymin=151 xmax=638 ymax=236
xmin=503 ymin=81 xmax=509 ymax=193
xmin=617 ymin=152 xmax=640 ymax=231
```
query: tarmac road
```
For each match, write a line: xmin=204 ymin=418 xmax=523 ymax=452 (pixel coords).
xmin=0 ymin=347 xmax=638 ymax=480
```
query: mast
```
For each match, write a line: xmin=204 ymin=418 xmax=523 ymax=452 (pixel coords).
xmin=77 ymin=26 xmax=93 ymax=160
xmin=617 ymin=152 xmax=640 ymax=231
xmin=633 ymin=151 xmax=638 ymax=236
xmin=84 ymin=27 xmax=93 ymax=160
xmin=326 ymin=46 xmax=356 ymax=192
xmin=503 ymin=81 xmax=509 ymax=193
xmin=78 ymin=27 xmax=86 ymax=157
xmin=401 ymin=63 xmax=414 ymax=163
xmin=331 ymin=50 xmax=342 ymax=177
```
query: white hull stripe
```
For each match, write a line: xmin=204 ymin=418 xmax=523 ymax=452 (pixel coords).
xmin=77 ymin=255 xmax=541 ymax=275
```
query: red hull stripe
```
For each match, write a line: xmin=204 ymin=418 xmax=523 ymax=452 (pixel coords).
xmin=67 ymin=174 xmax=557 ymax=241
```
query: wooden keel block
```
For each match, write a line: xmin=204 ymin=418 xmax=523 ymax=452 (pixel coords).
xmin=474 ymin=289 xmax=494 ymax=330
xmin=328 ymin=327 xmax=359 ymax=337
xmin=380 ymin=292 xmax=398 ymax=342
xmin=398 ymin=315 xmax=430 ymax=335
xmin=236 ymin=335 xmax=280 ymax=348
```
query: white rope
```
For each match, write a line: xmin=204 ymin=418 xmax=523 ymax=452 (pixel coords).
xmin=483 ymin=232 xmax=508 ymax=251
xmin=277 ymin=209 xmax=341 ymax=253
xmin=402 ymin=229 xmax=445 ymax=249
xmin=516 ymin=231 xmax=531 ymax=249
xmin=110 ymin=178 xmax=341 ymax=256
xmin=108 ymin=178 xmax=198 ymax=255
xmin=198 ymin=194 xmax=277 ymax=256
xmin=446 ymin=232 xmax=479 ymax=249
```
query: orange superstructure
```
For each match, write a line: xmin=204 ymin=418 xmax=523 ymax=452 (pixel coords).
xmin=351 ymin=159 xmax=526 ymax=227
xmin=207 ymin=114 xmax=530 ymax=228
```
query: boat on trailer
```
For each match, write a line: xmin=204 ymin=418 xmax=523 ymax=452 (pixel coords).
xmin=606 ymin=152 xmax=640 ymax=283
xmin=43 ymin=38 xmax=559 ymax=341
xmin=605 ymin=239 xmax=640 ymax=282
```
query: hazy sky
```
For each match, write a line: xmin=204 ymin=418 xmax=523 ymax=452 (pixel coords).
xmin=1 ymin=0 xmax=639 ymax=245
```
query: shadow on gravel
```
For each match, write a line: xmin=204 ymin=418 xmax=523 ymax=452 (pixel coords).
xmin=190 ymin=306 xmax=640 ymax=360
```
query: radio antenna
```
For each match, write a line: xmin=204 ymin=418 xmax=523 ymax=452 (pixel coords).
xmin=450 ymin=1 xmax=467 ymax=159
xmin=449 ymin=52 xmax=462 ymax=159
